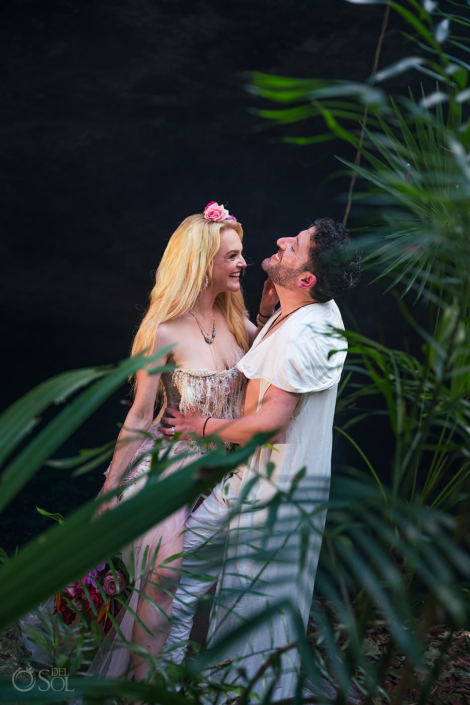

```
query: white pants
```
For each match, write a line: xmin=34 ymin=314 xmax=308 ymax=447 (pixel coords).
xmin=163 ymin=470 xmax=243 ymax=665
xmin=165 ymin=466 xmax=328 ymax=700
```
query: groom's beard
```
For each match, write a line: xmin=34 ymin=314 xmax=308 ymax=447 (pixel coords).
xmin=262 ymin=256 xmax=301 ymax=290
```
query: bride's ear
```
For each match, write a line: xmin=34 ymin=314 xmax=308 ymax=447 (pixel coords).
xmin=297 ymin=272 xmax=317 ymax=290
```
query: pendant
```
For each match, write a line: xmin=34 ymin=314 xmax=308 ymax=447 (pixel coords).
xmin=202 ymin=318 xmax=216 ymax=344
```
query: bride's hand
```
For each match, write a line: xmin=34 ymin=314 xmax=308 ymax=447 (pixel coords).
xmin=260 ymin=277 xmax=279 ymax=316
xmin=161 ymin=407 xmax=205 ymax=438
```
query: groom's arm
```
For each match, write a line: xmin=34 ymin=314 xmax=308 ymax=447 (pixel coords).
xmin=163 ymin=385 xmax=299 ymax=445
xmin=205 ymin=385 xmax=299 ymax=444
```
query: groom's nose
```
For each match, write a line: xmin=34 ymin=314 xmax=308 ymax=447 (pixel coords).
xmin=277 ymin=238 xmax=287 ymax=249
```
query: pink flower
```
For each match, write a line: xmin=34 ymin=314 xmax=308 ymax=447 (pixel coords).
xmin=204 ymin=202 xmax=229 ymax=221
xmin=103 ymin=570 xmax=126 ymax=595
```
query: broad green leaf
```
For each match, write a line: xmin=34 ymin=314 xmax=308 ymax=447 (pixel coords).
xmin=0 ymin=353 xmax=170 ymax=513
xmin=0 ymin=367 xmax=109 ymax=468
xmin=0 ymin=433 xmax=268 ymax=632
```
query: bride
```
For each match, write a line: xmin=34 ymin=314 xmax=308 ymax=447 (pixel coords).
xmin=91 ymin=202 xmax=276 ymax=681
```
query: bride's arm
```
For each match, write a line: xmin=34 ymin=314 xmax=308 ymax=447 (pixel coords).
xmin=244 ymin=278 xmax=280 ymax=347
xmin=252 ymin=278 xmax=279 ymax=341
xmin=97 ymin=327 xmax=174 ymax=515
xmin=245 ymin=317 xmax=258 ymax=347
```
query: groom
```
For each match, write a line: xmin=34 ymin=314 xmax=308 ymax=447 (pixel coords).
xmin=162 ymin=217 xmax=361 ymax=698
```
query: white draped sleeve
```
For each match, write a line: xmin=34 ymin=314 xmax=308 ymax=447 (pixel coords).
xmin=238 ymin=301 xmax=347 ymax=394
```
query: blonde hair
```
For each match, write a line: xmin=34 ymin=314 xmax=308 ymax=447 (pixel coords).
xmin=131 ymin=214 xmax=249 ymax=377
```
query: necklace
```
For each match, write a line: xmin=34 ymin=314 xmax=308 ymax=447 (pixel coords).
xmin=265 ymin=303 xmax=316 ymax=335
xmin=190 ymin=310 xmax=216 ymax=344
xmin=190 ymin=309 xmax=220 ymax=414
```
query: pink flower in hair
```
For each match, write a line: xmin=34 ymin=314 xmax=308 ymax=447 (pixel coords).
xmin=204 ymin=202 xmax=230 ymax=222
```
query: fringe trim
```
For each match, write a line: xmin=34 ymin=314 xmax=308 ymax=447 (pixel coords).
xmin=120 ymin=366 xmax=246 ymax=489
xmin=172 ymin=367 xmax=245 ymax=420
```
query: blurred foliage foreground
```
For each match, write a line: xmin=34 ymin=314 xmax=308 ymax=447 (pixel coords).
xmin=2 ymin=0 xmax=470 ymax=702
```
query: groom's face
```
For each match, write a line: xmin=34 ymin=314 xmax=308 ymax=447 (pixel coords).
xmin=262 ymin=226 xmax=315 ymax=289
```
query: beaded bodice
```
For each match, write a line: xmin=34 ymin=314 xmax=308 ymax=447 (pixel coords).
xmin=119 ymin=364 xmax=247 ymax=488
xmin=160 ymin=366 xmax=246 ymax=421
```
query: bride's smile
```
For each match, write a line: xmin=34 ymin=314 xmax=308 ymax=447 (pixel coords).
xmin=210 ymin=227 xmax=247 ymax=293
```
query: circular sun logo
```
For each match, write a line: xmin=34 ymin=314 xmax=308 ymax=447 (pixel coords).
xmin=12 ymin=666 xmax=36 ymax=692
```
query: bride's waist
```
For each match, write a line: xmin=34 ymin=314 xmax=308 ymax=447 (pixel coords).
xmin=123 ymin=419 xmax=234 ymax=487
xmin=150 ymin=411 xmax=240 ymax=430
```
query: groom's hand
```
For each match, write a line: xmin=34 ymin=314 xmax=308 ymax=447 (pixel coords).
xmin=161 ymin=407 xmax=205 ymax=438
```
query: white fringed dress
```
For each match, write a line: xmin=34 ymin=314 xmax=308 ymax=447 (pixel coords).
xmin=89 ymin=363 xmax=246 ymax=679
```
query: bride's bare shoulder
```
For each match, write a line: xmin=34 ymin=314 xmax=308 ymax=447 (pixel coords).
xmin=154 ymin=315 xmax=193 ymax=348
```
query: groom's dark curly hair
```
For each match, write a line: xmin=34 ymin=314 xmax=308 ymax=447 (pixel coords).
xmin=306 ymin=217 xmax=361 ymax=302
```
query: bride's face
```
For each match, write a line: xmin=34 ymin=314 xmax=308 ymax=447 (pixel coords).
xmin=211 ymin=227 xmax=247 ymax=294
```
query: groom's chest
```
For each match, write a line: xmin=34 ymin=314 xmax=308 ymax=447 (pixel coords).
xmin=242 ymin=377 xmax=262 ymax=416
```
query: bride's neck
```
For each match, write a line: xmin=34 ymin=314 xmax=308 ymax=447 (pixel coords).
xmin=191 ymin=288 xmax=218 ymax=318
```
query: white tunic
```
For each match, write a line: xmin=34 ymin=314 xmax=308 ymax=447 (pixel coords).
xmin=207 ymin=300 xmax=347 ymax=699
